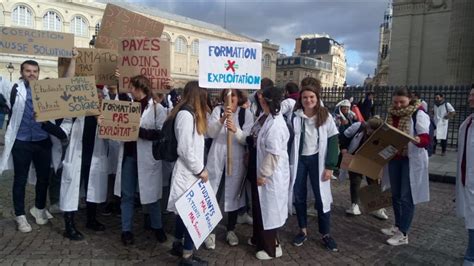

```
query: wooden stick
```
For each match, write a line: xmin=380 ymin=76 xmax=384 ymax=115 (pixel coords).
xmin=225 ymin=89 xmax=233 ymax=176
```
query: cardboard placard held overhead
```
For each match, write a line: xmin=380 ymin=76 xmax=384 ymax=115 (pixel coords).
xmin=95 ymin=4 xmax=165 ymax=50
xmin=359 ymin=184 xmax=392 ymax=213
xmin=98 ymin=100 xmax=141 ymax=141
xmin=199 ymin=40 xmax=262 ymax=90
xmin=118 ymin=37 xmax=171 ymax=93
xmin=175 ymin=179 xmax=223 ymax=249
xmin=58 ymin=48 xmax=118 ymax=85
xmin=346 ymin=123 xmax=417 ymax=180
xmin=31 ymin=76 xmax=100 ymax=122
xmin=0 ymin=26 xmax=74 ymax=57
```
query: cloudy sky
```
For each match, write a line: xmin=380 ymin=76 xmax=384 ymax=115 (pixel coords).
xmin=116 ymin=0 xmax=390 ymax=85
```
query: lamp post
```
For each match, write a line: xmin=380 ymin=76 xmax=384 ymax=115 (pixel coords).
xmin=6 ymin=63 xmax=14 ymax=82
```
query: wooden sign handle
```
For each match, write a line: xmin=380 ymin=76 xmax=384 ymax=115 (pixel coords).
xmin=225 ymin=89 xmax=233 ymax=176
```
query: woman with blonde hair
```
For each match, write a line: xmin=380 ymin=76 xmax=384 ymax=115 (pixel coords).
xmin=167 ymin=81 xmax=209 ymax=266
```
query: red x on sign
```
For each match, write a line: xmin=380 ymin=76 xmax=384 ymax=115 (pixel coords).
xmin=226 ymin=60 xmax=236 ymax=73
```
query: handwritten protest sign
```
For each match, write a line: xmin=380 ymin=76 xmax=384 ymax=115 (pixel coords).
xmin=175 ymin=180 xmax=223 ymax=249
xmin=98 ymin=100 xmax=141 ymax=141
xmin=0 ymin=26 xmax=74 ymax=57
xmin=31 ymin=76 xmax=100 ymax=122
xmin=118 ymin=37 xmax=170 ymax=93
xmin=58 ymin=48 xmax=118 ymax=85
xmin=96 ymin=4 xmax=164 ymax=50
xmin=359 ymin=184 xmax=392 ymax=213
xmin=199 ymin=40 xmax=262 ymax=90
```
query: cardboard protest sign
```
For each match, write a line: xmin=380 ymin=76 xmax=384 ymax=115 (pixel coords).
xmin=199 ymin=40 xmax=262 ymax=90
xmin=31 ymin=76 xmax=100 ymax=122
xmin=359 ymin=184 xmax=392 ymax=213
xmin=58 ymin=48 xmax=118 ymax=85
xmin=98 ymin=100 xmax=141 ymax=141
xmin=175 ymin=180 xmax=223 ymax=249
xmin=0 ymin=26 xmax=74 ymax=57
xmin=118 ymin=37 xmax=170 ymax=93
xmin=347 ymin=123 xmax=417 ymax=180
xmin=95 ymin=4 xmax=164 ymax=50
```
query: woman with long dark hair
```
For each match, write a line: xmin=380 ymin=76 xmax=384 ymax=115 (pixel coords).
xmin=288 ymin=85 xmax=339 ymax=251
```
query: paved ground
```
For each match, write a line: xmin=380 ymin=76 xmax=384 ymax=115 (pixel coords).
xmin=0 ymin=169 xmax=467 ymax=265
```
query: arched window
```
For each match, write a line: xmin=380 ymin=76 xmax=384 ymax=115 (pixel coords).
xmin=175 ymin=37 xmax=187 ymax=54
xmin=191 ymin=40 xmax=199 ymax=56
xmin=95 ymin=21 xmax=101 ymax=35
xmin=43 ymin=11 xmax=62 ymax=32
xmin=70 ymin=16 xmax=88 ymax=37
xmin=264 ymin=54 xmax=271 ymax=67
xmin=12 ymin=5 xmax=33 ymax=27
xmin=161 ymin=32 xmax=171 ymax=42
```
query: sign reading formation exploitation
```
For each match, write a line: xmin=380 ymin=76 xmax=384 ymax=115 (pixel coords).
xmin=175 ymin=180 xmax=223 ymax=249
xmin=98 ymin=100 xmax=141 ymax=141
xmin=31 ymin=76 xmax=100 ymax=122
xmin=199 ymin=40 xmax=262 ymax=90
xmin=0 ymin=26 xmax=74 ymax=57
xmin=118 ymin=37 xmax=170 ymax=93
xmin=58 ymin=48 xmax=118 ymax=85
xmin=95 ymin=4 xmax=165 ymax=50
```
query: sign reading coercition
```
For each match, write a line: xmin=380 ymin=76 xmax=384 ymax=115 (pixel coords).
xmin=31 ymin=76 xmax=100 ymax=122
xmin=0 ymin=27 xmax=74 ymax=57
xmin=175 ymin=180 xmax=223 ymax=249
xmin=98 ymin=100 xmax=141 ymax=141
xmin=199 ymin=40 xmax=262 ymax=90
xmin=95 ymin=4 xmax=165 ymax=50
xmin=58 ymin=48 xmax=118 ymax=85
xmin=118 ymin=37 xmax=171 ymax=93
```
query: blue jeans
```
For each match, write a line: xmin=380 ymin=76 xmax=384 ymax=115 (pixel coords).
xmin=294 ymin=153 xmax=331 ymax=235
xmin=175 ymin=216 xmax=194 ymax=251
xmin=121 ymin=156 xmax=162 ymax=232
xmin=466 ymin=229 xmax=474 ymax=262
xmin=388 ymin=158 xmax=414 ymax=234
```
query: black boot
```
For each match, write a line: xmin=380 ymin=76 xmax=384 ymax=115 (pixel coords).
xmin=86 ymin=202 xmax=105 ymax=231
xmin=64 ymin=212 xmax=84 ymax=241
xmin=144 ymin=213 xmax=151 ymax=230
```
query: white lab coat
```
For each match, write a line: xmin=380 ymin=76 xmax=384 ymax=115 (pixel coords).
xmin=288 ymin=110 xmax=339 ymax=214
xmin=114 ymin=99 xmax=167 ymax=204
xmin=257 ymin=113 xmax=290 ymax=230
xmin=381 ymin=110 xmax=430 ymax=205
xmin=456 ymin=114 xmax=474 ymax=229
xmin=50 ymin=118 xmax=73 ymax=172
xmin=60 ymin=117 xmax=109 ymax=212
xmin=434 ymin=102 xmax=455 ymax=140
xmin=167 ymin=110 xmax=205 ymax=213
xmin=207 ymin=106 xmax=253 ymax=212
xmin=0 ymin=78 xmax=27 ymax=175
xmin=281 ymin=98 xmax=296 ymax=121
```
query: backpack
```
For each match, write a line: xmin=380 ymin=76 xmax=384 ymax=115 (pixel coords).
xmin=5 ymin=84 xmax=18 ymax=127
xmin=412 ymin=110 xmax=436 ymax=157
xmin=152 ymin=105 xmax=194 ymax=162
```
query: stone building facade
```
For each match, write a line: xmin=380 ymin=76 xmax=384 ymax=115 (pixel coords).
xmin=0 ymin=0 xmax=279 ymax=87
xmin=275 ymin=56 xmax=332 ymax=88
xmin=372 ymin=2 xmax=392 ymax=87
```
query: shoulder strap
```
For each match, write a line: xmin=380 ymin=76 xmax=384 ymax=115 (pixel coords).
xmin=445 ymin=102 xmax=449 ymax=113
xmin=180 ymin=105 xmax=195 ymax=134
xmin=412 ymin=110 xmax=419 ymax=135
xmin=6 ymin=84 xmax=18 ymax=127
xmin=238 ymin=107 xmax=245 ymax=129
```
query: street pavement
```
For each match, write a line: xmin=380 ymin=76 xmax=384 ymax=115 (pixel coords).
xmin=0 ymin=168 xmax=466 ymax=265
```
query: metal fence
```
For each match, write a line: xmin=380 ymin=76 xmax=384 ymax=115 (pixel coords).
xmin=320 ymin=85 xmax=473 ymax=148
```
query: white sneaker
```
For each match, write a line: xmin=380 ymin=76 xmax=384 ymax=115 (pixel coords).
xmin=15 ymin=215 xmax=32 ymax=233
xmin=49 ymin=203 xmax=62 ymax=214
xmin=276 ymin=245 xmax=282 ymax=258
xmin=237 ymin=213 xmax=253 ymax=225
xmin=381 ymin=225 xmax=399 ymax=236
xmin=226 ymin=231 xmax=239 ymax=246
xmin=204 ymin=233 xmax=216 ymax=250
xmin=386 ymin=231 xmax=408 ymax=246
xmin=371 ymin=208 xmax=389 ymax=220
xmin=345 ymin=203 xmax=362 ymax=216
xmin=331 ymin=175 xmax=338 ymax=180
xmin=256 ymin=250 xmax=273 ymax=260
xmin=29 ymin=207 xmax=49 ymax=225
